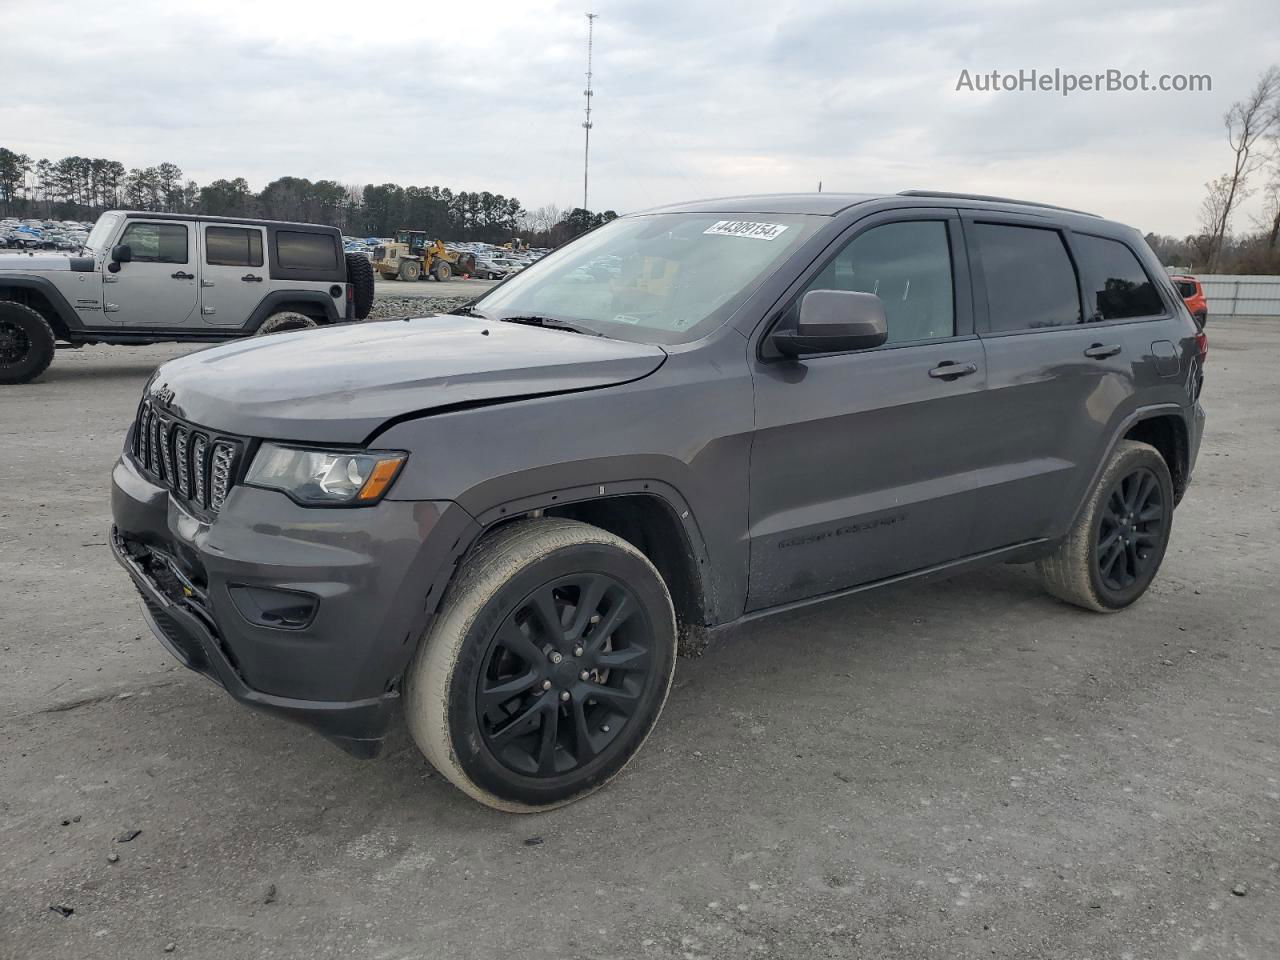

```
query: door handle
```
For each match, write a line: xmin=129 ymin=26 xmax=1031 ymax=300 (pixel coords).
xmin=171 ymin=271 xmax=194 ymax=280
xmin=241 ymin=274 xmax=263 ymax=283
xmin=928 ymin=361 xmax=977 ymax=381
xmin=1084 ymin=343 xmax=1122 ymax=359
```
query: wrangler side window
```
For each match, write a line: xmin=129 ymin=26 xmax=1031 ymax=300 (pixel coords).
xmin=800 ymin=220 xmax=955 ymax=344
xmin=119 ymin=222 xmax=188 ymax=264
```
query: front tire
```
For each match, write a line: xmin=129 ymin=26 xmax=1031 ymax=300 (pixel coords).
xmin=404 ymin=518 xmax=677 ymax=812
xmin=0 ymin=302 xmax=56 ymax=384
xmin=433 ymin=260 xmax=452 ymax=282
xmin=1037 ymin=439 xmax=1174 ymax=612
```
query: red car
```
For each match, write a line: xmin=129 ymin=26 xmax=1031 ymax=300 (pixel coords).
xmin=1172 ymin=275 xmax=1208 ymax=326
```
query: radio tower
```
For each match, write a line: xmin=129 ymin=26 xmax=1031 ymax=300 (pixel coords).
xmin=582 ymin=13 xmax=598 ymax=213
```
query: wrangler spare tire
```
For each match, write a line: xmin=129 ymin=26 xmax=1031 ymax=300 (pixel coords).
xmin=345 ymin=253 xmax=375 ymax=320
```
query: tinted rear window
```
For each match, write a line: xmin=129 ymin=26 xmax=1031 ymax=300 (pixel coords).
xmin=206 ymin=226 xmax=264 ymax=267
xmin=1074 ymin=234 xmax=1165 ymax=320
xmin=1175 ymin=280 xmax=1197 ymax=298
xmin=974 ymin=223 xmax=1081 ymax=332
xmin=276 ymin=231 xmax=337 ymax=271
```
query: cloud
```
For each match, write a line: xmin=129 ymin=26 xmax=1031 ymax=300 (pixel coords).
xmin=3 ymin=0 xmax=1277 ymax=234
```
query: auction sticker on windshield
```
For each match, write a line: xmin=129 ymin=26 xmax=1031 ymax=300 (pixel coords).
xmin=703 ymin=220 xmax=790 ymax=241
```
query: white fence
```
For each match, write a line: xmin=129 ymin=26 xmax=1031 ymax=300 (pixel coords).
xmin=1193 ymin=274 xmax=1280 ymax=318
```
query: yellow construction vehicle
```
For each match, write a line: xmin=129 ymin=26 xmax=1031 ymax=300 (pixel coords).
xmin=372 ymin=231 xmax=476 ymax=282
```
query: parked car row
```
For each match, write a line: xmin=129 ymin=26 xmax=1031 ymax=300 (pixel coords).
xmin=1 ymin=217 xmax=93 ymax=251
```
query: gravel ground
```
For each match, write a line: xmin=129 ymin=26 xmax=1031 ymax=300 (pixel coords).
xmin=1 ymin=317 xmax=1278 ymax=959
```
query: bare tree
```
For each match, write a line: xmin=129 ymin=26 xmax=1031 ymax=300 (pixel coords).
xmin=1205 ymin=66 xmax=1280 ymax=270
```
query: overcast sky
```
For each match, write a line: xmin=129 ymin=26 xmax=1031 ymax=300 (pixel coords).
xmin=4 ymin=0 xmax=1278 ymax=235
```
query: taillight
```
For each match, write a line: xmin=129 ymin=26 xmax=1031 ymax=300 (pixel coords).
xmin=346 ymin=283 xmax=353 ymax=302
xmin=1195 ymin=330 xmax=1208 ymax=364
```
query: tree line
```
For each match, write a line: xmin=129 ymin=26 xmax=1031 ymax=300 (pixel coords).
xmin=1152 ymin=64 xmax=1280 ymax=274
xmin=0 ymin=149 xmax=616 ymax=245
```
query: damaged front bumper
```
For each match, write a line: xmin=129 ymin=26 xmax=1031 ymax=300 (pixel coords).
xmin=110 ymin=450 xmax=476 ymax=758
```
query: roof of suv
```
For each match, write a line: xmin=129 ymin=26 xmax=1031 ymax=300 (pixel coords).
xmin=637 ymin=190 xmax=1105 ymax=221
xmin=107 ymin=210 xmax=341 ymax=233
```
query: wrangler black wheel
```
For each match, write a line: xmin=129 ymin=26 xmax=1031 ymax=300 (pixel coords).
xmin=0 ymin=301 xmax=56 ymax=384
xmin=1038 ymin=439 xmax=1174 ymax=611
xmin=404 ymin=519 xmax=677 ymax=811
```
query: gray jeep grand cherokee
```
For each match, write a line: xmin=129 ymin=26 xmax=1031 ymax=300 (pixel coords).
xmin=110 ymin=191 xmax=1206 ymax=811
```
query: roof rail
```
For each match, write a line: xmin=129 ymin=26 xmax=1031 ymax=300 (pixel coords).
xmin=897 ymin=190 xmax=1100 ymax=218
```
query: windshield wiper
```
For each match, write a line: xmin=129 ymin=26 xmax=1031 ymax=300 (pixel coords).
xmin=496 ymin=315 xmax=603 ymax=336
xmin=449 ymin=304 xmax=490 ymax=319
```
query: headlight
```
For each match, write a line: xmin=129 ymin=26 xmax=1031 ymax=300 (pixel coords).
xmin=245 ymin=443 xmax=407 ymax=506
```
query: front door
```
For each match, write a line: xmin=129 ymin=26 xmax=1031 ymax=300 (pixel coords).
xmin=746 ymin=211 xmax=988 ymax=612
xmin=106 ymin=220 xmax=197 ymax=326
xmin=198 ymin=223 xmax=269 ymax=326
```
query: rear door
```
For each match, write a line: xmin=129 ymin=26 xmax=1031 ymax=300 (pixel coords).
xmin=962 ymin=214 xmax=1136 ymax=551
xmin=198 ymin=223 xmax=269 ymax=326
xmin=747 ymin=210 xmax=988 ymax=611
xmin=106 ymin=220 xmax=197 ymax=326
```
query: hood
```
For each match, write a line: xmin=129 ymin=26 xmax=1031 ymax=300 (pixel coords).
xmin=154 ymin=314 xmax=667 ymax=443
xmin=0 ymin=252 xmax=88 ymax=271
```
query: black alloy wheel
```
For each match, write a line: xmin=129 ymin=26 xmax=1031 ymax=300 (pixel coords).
xmin=0 ymin=318 xmax=30 ymax=367
xmin=1095 ymin=466 xmax=1166 ymax=593
xmin=476 ymin=573 xmax=652 ymax=778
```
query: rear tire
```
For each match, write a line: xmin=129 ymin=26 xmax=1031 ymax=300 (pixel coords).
xmin=404 ymin=518 xmax=677 ymax=812
xmin=345 ymin=253 xmax=375 ymax=320
xmin=256 ymin=311 xmax=317 ymax=335
xmin=0 ymin=301 xmax=56 ymax=384
xmin=398 ymin=260 xmax=421 ymax=282
xmin=1037 ymin=439 xmax=1174 ymax=612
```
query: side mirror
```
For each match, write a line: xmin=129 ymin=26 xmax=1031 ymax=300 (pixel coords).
xmin=770 ymin=289 xmax=888 ymax=357
xmin=110 ymin=243 xmax=132 ymax=265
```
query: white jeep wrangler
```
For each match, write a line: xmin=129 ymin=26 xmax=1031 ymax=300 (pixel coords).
xmin=0 ymin=211 xmax=375 ymax=384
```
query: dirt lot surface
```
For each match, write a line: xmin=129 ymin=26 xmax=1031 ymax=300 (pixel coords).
xmin=2 ymin=318 xmax=1277 ymax=960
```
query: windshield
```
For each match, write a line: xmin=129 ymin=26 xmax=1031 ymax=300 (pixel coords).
xmin=84 ymin=214 xmax=121 ymax=255
xmin=474 ymin=212 xmax=822 ymax=344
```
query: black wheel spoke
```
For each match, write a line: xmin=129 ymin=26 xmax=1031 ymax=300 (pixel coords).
xmin=495 ymin=621 xmax=545 ymax=667
xmin=479 ymin=668 xmax=541 ymax=712
xmin=1137 ymin=503 xmax=1163 ymax=524
xmin=535 ymin=702 xmax=561 ymax=774
xmin=570 ymin=698 xmax=600 ymax=764
xmin=580 ymin=681 xmax=640 ymax=715
xmin=565 ymin=577 xmax=610 ymax=642
xmin=528 ymin=588 xmax=566 ymax=645
xmin=489 ymin=698 xmax=545 ymax=746
xmin=594 ymin=646 xmax=649 ymax=672
xmin=585 ymin=595 xmax=635 ymax=654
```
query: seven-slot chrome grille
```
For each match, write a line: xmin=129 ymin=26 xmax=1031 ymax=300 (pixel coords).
xmin=132 ymin=397 xmax=244 ymax=515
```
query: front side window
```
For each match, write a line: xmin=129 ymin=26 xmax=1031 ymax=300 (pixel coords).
xmin=277 ymin=231 xmax=338 ymax=271
xmin=206 ymin=226 xmax=264 ymax=267
xmin=1074 ymin=234 xmax=1165 ymax=320
xmin=120 ymin=222 xmax=188 ymax=264
xmin=974 ymin=223 xmax=1080 ymax=332
xmin=799 ymin=220 xmax=955 ymax=344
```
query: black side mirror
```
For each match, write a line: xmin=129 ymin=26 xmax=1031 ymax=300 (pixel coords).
xmin=770 ymin=290 xmax=888 ymax=357
xmin=110 ymin=243 xmax=132 ymax=265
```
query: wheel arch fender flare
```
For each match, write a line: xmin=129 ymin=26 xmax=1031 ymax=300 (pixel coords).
xmin=244 ymin=290 xmax=342 ymax=331
xmin=0 ymin=275 xmax=82 ymax=337
xmin=1071 ymin=402 xmax=1190 ymax=527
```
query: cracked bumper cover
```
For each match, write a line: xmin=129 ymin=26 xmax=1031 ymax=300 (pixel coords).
xmin=110 ymin=451 xmax=476 ymax=758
